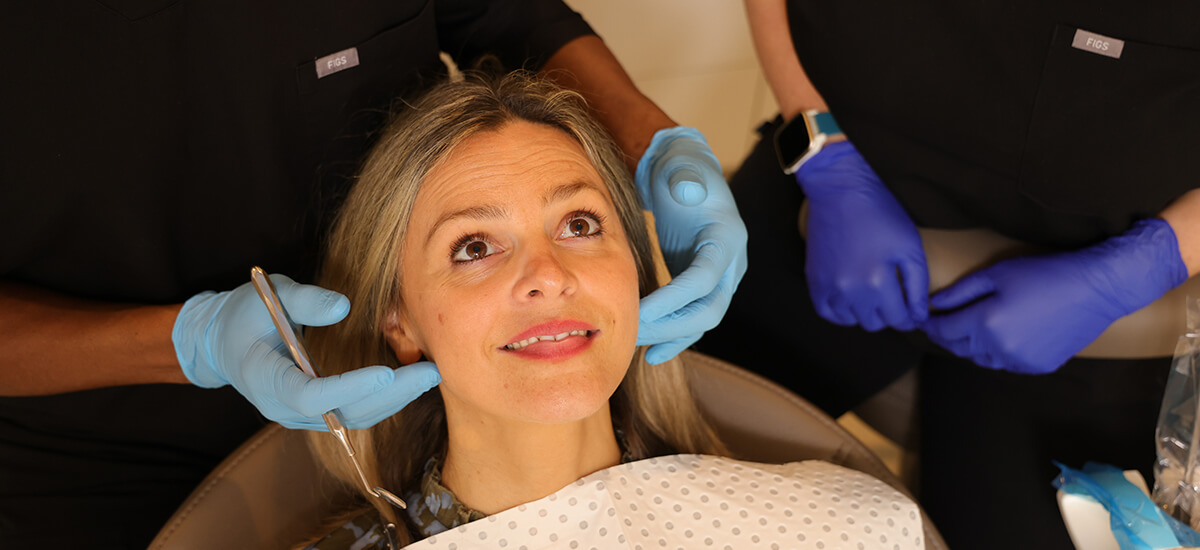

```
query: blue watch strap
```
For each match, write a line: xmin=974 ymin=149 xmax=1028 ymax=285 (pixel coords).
xmin=812 ymin=111 xmax=842 ymax=137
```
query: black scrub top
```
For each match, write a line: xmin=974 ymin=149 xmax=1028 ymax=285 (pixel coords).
xmin=787 ymin=0 xmax=1200 ymax=248
xmin=0 ymin=1 xmax=591 ymax=545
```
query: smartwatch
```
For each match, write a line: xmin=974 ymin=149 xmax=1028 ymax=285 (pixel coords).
xmin=773 ymin=109 xmax=845 ymax=174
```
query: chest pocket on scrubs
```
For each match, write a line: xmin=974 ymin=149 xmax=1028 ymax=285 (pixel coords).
xmin=1019 ymin=23 xmax=1200 ymax=222
xmin=289 ymin=0 xmax=442 ymax=221
xmin=294 ymin=0 xmax=440 ymax=103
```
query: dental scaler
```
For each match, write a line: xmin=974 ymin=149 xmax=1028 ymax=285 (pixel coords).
xmin=249 ymin=267 xmax=404 ymax=550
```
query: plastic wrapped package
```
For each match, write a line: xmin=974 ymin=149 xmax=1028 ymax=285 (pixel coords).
xmin=1154 ymin=297 xmax=1200 ymax=530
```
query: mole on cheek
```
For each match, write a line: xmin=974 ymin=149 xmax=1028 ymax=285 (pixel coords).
xmin=438 ymin=313 xmax=444 ymax=325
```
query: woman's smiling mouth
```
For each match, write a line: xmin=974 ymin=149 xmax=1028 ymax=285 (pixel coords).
xmin=501 ymin=321 xmax=599 ymax=360
xmin=504 ymin=329 xmax=596 ymax=350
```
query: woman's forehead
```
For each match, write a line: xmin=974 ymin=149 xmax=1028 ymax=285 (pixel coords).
xmin=414 ymin=122 xmax=611 ymax=213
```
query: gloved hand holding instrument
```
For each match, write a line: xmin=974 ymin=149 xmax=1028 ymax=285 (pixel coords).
xmin=172 ymin=270 xmax=440 ymax=430
xmin=249 ymin=267 xmax=406 ymax=550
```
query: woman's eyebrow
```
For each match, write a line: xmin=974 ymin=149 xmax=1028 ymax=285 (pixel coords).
xmin=425 ymin=180 xmax=606 ymax=245
xmin=543 ymin=180 xmax=604 ymax=206
xmin=426 ymin=204 xmax=510 ymax=246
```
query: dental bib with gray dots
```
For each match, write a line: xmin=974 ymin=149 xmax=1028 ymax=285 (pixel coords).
xmin=403 ymin=455 xmax=924 ymax=549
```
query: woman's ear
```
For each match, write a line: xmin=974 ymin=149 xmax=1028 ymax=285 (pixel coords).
xmin=384 ymin=310 xmax=424 ymax=365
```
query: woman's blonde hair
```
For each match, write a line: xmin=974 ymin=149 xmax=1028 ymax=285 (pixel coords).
xmin=304 ymin=71 xmax=725 ymax=541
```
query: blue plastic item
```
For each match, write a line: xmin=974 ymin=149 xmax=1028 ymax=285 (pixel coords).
xmin=1054 ymin=461 xmax=1200 ymax=549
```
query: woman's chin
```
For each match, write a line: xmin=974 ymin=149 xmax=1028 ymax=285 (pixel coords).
xmin=438 ymin=344 xmax=633 ymax=426
xmin=506 ymin=387 xmax=615 ymax=425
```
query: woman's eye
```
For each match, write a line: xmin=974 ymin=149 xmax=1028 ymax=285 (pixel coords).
xmin=452 ymin=238 xmax=496 ymax=262
xmin=559 ymin=212 xmax=604 ymax=239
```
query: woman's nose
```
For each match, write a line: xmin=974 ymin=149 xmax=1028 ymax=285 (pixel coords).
xmin=513 ymin=243 xmax=577 ymax=301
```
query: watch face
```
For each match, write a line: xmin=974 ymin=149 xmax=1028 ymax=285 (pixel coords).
xmin=773 ymin=115 xmax=814 ymax=174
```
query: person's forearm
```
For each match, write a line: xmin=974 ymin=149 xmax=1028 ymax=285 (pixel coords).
xmin=0 ymin=281 xmax=187 ymax=396
xmin=1160 ymin=187 xmax=1200 ymax=277
xmin=540 ymin=35 xmax=675 ymax=172
xmin=745 ymin=0 xmax=826 ymax=120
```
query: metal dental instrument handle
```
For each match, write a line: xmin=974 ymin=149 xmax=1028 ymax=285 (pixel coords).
xmin=249 ymin=267 xmax=408 ymax=512
xmin=384 ymin=522 xmax=401 ymax=550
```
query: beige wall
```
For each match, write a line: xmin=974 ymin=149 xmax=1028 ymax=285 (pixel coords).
xmin=564 ymin=0 xmax=780 ymax=173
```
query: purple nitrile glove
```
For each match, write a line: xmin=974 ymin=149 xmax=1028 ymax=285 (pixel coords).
xmin=920 ymin=218 xmax=1188 ymax=374
xmin=797 ymin=141 xmax=929 ymax=332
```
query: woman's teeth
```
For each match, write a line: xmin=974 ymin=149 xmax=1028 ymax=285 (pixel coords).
xmin=504 ymin=330 xmax=592 ymax=351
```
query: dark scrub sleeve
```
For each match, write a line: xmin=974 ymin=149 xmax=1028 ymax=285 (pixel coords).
xmin=435 ymin=0 xmax=595 ymax=71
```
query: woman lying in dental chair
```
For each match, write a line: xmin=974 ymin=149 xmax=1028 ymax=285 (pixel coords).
xmin=296 ymin=71 xmax=924 ymax=549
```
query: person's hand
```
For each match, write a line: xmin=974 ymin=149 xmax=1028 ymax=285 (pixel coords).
xmin=634 ymin=127 xmax=748 ymax=364
xmin=173 ymin=273 xmax=440 ymax=430
xmin=797 ymin=141 xmax=928 ymax=331
xmin=921 ymin=218 xmax=1187 ymax=374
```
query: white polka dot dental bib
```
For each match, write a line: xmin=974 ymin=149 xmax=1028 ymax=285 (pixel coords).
xmin=401 ymin=455 xmax=924 ymax=549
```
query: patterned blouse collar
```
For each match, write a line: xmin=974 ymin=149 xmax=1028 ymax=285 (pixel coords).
xmin=404 ymin=456 xmax=485 ymax=538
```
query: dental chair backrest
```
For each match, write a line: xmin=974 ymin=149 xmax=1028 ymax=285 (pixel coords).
xmin=148 ymin=351 xmax=947 ymax=550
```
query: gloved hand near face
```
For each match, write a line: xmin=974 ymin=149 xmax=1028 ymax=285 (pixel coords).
xmin=796 ymin=141 xmax=929 ymax=332
xmin=635 ymin=127 xmax=749 ymax=365
xmin=921 ymin=218 xmax=1188 ymax=374
xmin=173 ymin=273 xmax=440 ymax=430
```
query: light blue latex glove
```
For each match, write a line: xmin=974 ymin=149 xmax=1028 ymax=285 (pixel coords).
xmin=921 ymin=218 xmax=1187 ymax=374
xmin=634 ymin=127 xmax=748 ymax=364
xmin=173 ymin=273 xmax=440 ymax=430
xmin=797 ymin=141 xmax=929 ymax=331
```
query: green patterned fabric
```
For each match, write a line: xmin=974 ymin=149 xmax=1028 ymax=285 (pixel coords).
xmin=305 ymin=508 xmax=389 ymax=550
xmin=406 ymin=456 xmax=486 ymax=537
xmin=305 ymin=456 xmax=482 ymax=549
xmin=308 ymin=434 xmax=632 ymax=548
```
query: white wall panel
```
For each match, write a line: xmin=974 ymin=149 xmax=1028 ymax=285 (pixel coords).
xmin=564 ymin=0 xmax=780 ymax=172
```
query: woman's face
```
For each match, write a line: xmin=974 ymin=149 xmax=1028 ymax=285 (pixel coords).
xmin=388 ymin=121 xmax=640 ymax=425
